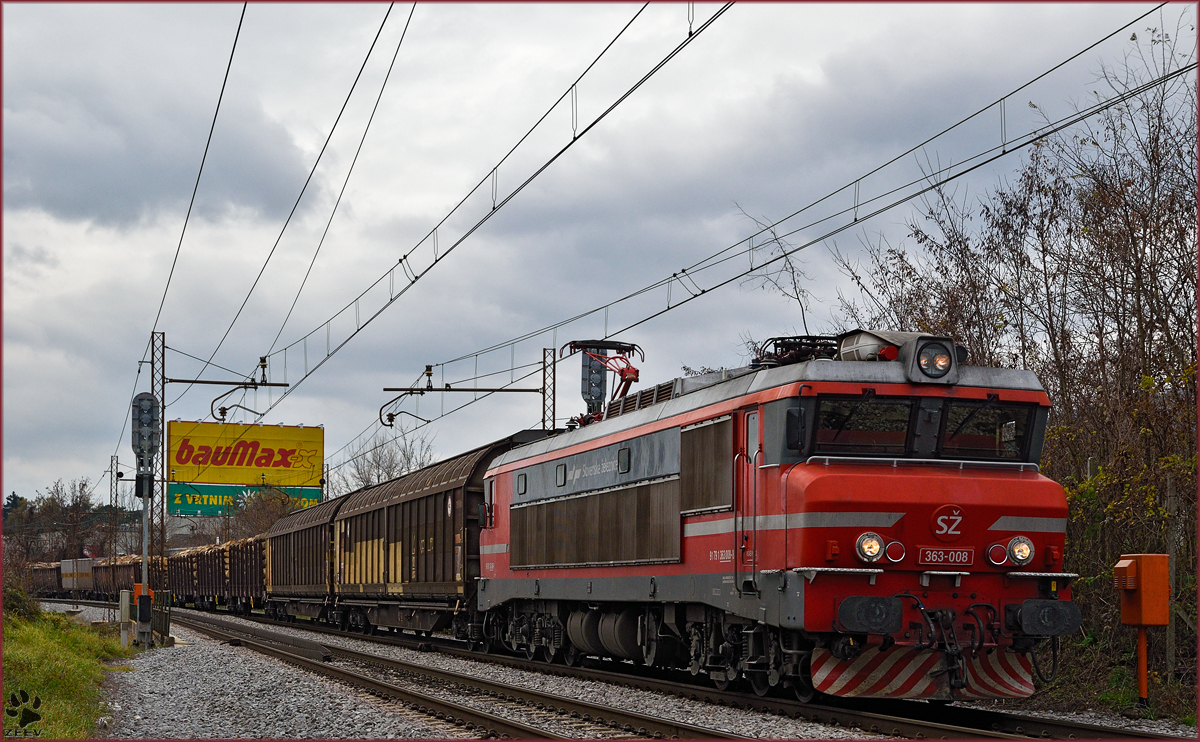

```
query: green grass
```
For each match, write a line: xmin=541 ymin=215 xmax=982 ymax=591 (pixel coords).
xmin=2 ymin=599 xmax=134 ymax=739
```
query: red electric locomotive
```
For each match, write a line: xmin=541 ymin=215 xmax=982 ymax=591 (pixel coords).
xmin=476 ymin=330 xmax=1080 ymax=701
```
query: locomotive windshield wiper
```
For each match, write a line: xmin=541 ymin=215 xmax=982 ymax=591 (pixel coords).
xmin=830 ymin=389 xmax=875 ymax=442
xmin=946 ymin=393 xmax=1000 ymax=441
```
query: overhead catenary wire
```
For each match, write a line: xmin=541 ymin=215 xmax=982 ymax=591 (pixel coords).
xmin=166 ymin=344 xmax=254 ymax=379
xmin=171 ymin=3 xmax=397 ymax=407
xmin=326 ymin=359 xmax=545 ymax=464
xmin=435 ymin=1 xmax=1173 ymax=366
xmin=183 ymin=2 xmax=654 ymax=411
xmin=267 ymin=3 xmax=418 ymax=355
xmin=324 ymin=56 xmax=1197 ymax=475
xmin=109 ymin=7 xmax=246 ymax=466
xmin=152 ymin=3 xmax=248 ymax=337
xmin=251 ymin=2 xmax=656 ymax=380
xmin=147 ymin=6 xmax=1172 ymax=478
xmin=247 ymin=3 xmax=733 ymax=418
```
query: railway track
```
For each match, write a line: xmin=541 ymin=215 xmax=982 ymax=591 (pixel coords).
xmin=171 ymin=612 xmax=747 ymax=739
xmin=50 ymin=599 xmax=1179 ymax=740
xmin=216 ymin=610 xmax=1173 ymax=741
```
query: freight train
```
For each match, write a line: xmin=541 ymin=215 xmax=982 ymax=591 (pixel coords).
xmin=33 ymin=330 xmax=1081 ymax=701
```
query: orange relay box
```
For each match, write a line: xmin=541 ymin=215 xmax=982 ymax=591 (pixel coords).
xmin=1113 ymin=553 xmax=1169 ymax=626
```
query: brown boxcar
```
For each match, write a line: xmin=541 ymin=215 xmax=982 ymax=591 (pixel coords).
xmin=331 ymin=432 xmax=548 ymax=634
xmin=92 ymin=557 xmax=119 ymax=599
xmin=194 ymin=543 xmax=227 ymax=609
xmin=30 ymin=562 xmax=62 ymax=597
xmin=92 ymin=555 xmax=164 ymax=600
xmin=265 ymin=496 xmax=347 ymax=621
xmin=168 ymin=548 xmax=199 ymax=606
xmin=227 ymin=535 xmax=266 ymax=614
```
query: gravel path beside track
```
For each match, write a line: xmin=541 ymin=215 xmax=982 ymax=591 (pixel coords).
xmin=42 ymin=604 xmax=473 ymax=739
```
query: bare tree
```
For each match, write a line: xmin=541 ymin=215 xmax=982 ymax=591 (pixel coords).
xmin=226 ymin=488 xmax=295 ymax=540
xmin=738 ymin=203 xmax=817 ymax=334
xmin=328 ymin=427 xmax=436 ymax=496
xmin=826 ymin=21 xmax=1196 ymax=703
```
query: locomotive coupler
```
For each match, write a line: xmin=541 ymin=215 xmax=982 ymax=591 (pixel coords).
xmin=926 ymin=609 xmax=968 ymax=689
xmin=896 ymin=593 xmax=967 ymax=689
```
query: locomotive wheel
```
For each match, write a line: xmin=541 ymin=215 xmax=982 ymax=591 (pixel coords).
xmin=641 ymin=611 xmax=661 ymax=667
xmin=523 ymin=643 xmax=539 ymax=661
xmin=791 ymin=662 xmax=816 ymax=703
xmin=792 ymin=681 xmax=815 ymax=703
xmin=711 ymin=674 xmax=732 ymax=692
xmin=749 ymin=672 xmax=771 ymax=697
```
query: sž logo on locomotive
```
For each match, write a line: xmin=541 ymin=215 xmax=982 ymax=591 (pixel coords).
xmin=930 ymin=503 xmax=964 ymax=542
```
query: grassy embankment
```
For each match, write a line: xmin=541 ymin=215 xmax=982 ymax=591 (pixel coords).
xmin=2 ymin=588 xmax=134 ymax=739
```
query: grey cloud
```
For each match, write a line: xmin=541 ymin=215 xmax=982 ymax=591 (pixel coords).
xmin=4 ymin=85 xmax=315 ymax=226
xmin=4 ymin=242 xmax=59 ymax=276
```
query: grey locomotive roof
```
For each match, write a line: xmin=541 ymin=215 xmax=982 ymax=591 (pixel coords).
xmin=490 ymin=360 xmax=1045 ymax=469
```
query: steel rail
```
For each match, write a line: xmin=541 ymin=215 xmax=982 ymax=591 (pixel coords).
xmin=174 ymin=610 xmax=747 ymax=740
xmin=44 ymin=599 xmax=1181 ymax=740
xmin=171 ymin=615 xmax=563 ymax=740
xmin=184 ymin=609 xmax=1017 ymax=740
xmin=236 ymin=612 xmax=1177 ymax=741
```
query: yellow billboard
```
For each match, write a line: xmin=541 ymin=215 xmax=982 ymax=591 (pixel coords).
xmin=167 ymin=421 xmax=323 ymax=487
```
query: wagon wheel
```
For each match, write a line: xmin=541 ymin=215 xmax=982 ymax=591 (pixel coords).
xmin=711 ymin=674 xmax=733 ymax=692
xmin=563 ymin=644 xmax=583 ymax=667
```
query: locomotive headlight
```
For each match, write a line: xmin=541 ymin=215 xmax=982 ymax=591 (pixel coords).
xmin=1007 ymin=536 xmax=1034 ymax=566
xmin=856 ymin=532 xmax=884 ymax=563
xmin=918 ymin=343 xmax=953 ymax=378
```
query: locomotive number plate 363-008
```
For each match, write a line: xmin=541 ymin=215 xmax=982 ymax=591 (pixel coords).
xmin=917 ymin=547 xmax=974 ymax=566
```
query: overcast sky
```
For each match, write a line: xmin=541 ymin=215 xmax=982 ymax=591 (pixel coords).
xmin=4 ymin=2 xmax=1190 ymax=504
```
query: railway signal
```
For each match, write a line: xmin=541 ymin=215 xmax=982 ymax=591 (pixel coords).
xmin=131 ymin=391 xmax=160 ymax=647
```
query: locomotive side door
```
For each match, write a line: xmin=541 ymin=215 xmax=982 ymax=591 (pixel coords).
xmin=735 ymin=408 xmax=761 ymax=593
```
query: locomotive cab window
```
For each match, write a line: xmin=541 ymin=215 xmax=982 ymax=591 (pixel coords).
xmin=813 ymin=394 xmax=913 ymax=456
xmin=555 ymin=463 xmax=566 ymax=487
xmin=516 ymin=472 xmax=527 ymax=495
xmin=617 ymin=447 xmax=631 ymax=474
xmin=939 ymin=399 xmax=1034 ymax=460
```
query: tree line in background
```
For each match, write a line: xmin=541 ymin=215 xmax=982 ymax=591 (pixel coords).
xmin=754 ymin=25 xmax=1195 ymax=710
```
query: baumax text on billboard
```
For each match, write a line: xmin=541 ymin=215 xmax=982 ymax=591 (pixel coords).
xmin=168 ymin=421 xmax=323 ymax=487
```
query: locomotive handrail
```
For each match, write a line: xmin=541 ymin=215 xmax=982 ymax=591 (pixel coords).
xmin=806 ymin=456 xmax=1040 ymax=472
xmin=779 ymin=462 xmax=803 ymax=571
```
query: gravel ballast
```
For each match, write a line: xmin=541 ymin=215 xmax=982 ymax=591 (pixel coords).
xmin=39 ymin=602 xmax=1198 ymax=739
xmin=41 ymin=603 xmax=471 ymax=739
xmin=171 ymin=609 xmax=885 ymax=739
